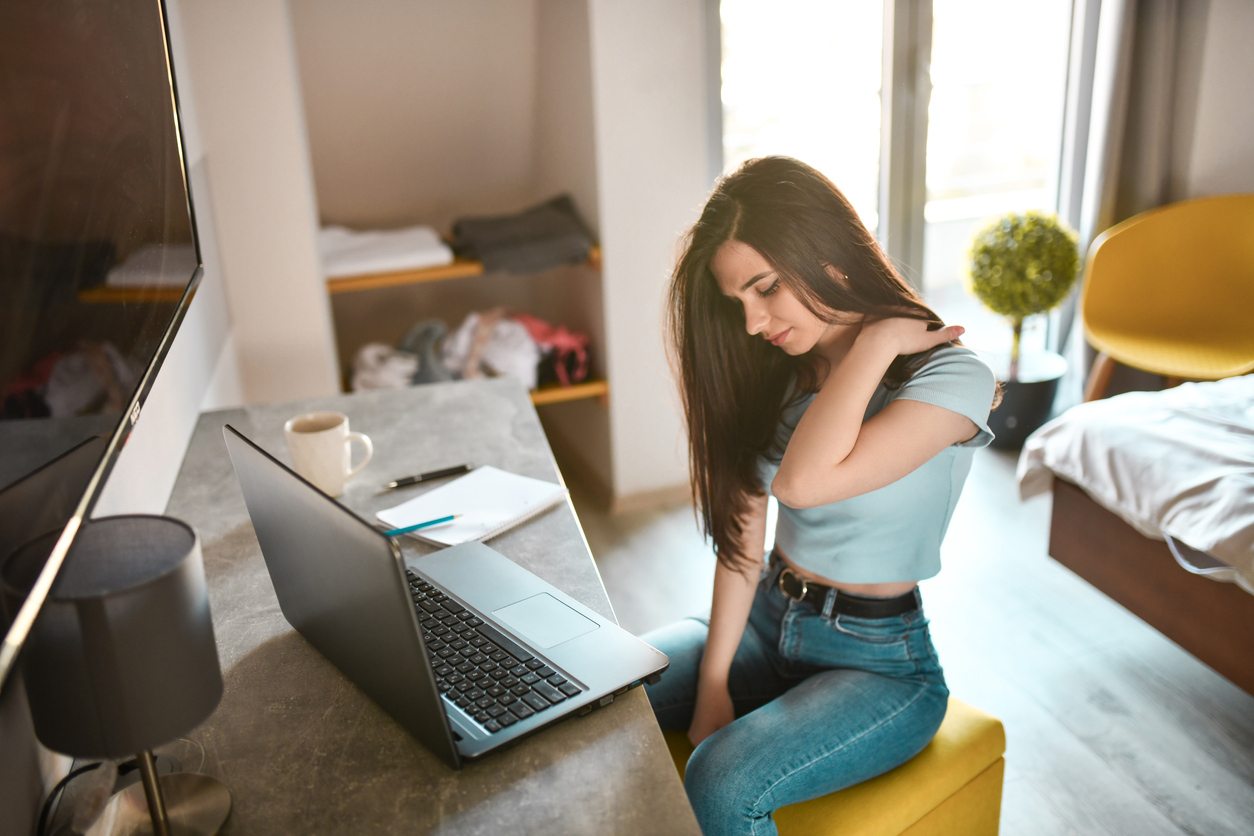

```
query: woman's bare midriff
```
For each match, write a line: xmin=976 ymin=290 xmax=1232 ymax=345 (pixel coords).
xmin=776 ymin=547 xmax=918 ymax=598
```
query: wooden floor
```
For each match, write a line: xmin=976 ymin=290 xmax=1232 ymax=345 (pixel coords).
xmin=568 ymin=448 xmax=1254 ymax=835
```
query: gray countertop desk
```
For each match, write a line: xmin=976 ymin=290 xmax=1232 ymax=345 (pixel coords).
xmin=166 ymin=378 xmax=700 ymax=835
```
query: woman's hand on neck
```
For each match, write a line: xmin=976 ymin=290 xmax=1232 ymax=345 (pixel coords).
xmin=775 ymin=317 xmax=964 ymax=508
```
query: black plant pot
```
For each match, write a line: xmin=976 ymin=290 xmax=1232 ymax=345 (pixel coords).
xmin=986 ymin=350 xmax=1067 ymax=449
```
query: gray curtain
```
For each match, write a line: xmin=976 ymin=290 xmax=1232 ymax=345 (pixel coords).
xmin=1051 ymin=0 xmax=1208 ymax=411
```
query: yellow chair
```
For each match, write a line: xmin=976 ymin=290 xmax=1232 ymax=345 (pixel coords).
xmin=1081 ymin=194 xmax=1254 ymax=401
xmin=664 ymin=698 xmax=1005 ymax=836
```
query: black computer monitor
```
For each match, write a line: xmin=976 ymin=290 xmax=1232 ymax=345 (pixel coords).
xmin=0 ymin=0 xmax=202 ymax=689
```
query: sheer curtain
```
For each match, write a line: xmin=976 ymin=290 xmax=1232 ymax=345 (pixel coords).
xmin=1052 ymin=0 xmax=1199 ymax=410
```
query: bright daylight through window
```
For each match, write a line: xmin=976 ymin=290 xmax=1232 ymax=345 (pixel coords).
xmin=721 ymin=0 xmax=884 ymax=232
xmin=924 ymin=0 xmax=1072 ymax=290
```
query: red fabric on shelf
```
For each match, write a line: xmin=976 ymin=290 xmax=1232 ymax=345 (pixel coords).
xmin=512 ymin=313 xmax=590 ymax=387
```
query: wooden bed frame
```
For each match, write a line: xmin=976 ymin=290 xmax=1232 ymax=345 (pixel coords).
xmin=1049 ymin=478 xmax=1254 ymax=695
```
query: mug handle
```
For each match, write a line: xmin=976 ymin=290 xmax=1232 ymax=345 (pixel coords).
xmin=346 ymin=432 xmax=373 ymax=479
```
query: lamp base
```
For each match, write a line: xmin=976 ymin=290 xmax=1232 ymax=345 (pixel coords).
xmin=84 ymin=773 xmax=231 ymax=836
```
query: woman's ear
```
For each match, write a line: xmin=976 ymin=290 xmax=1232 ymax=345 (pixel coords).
xmin=823 ymin=264 xmax=851 ymax=288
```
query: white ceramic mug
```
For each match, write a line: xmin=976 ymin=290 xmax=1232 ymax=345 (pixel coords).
xmin=283 ymin=412 xmax=373 ymax=497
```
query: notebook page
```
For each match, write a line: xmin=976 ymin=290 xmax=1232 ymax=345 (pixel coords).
xmin=376 ymin=466 xmax=567 ymax=546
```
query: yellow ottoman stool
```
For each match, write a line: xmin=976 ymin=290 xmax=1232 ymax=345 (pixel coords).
xmin=664 ymin=697 xmax=1005 ymax=836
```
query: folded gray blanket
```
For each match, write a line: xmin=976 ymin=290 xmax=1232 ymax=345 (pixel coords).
xmin=451 ymin=194 xmax=593 ymax=274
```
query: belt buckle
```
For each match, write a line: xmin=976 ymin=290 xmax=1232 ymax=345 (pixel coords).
xmin=778 ymin=568 xmax=809 ymax=603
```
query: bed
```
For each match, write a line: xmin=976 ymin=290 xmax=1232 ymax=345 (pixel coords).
xmin=1017 ymin=376 xmax=1254 ymax=694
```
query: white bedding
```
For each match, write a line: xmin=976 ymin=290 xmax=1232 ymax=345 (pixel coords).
xmin=1017 ymin=376 xmax=1254 ymax=592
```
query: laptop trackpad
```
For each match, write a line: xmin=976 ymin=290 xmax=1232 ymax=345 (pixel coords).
xmin=493 ymin=593 xmax=598 ymax=649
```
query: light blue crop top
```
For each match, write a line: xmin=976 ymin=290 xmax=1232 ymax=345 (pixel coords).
xmin=758 ymin=346 xmax=996 ymax=583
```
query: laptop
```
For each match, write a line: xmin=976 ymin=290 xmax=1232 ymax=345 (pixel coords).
xmin=222 ymin=424 xmax=668 ymax=769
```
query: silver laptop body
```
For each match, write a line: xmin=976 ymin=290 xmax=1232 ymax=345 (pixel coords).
xmin=222 ymin=424 xmax=667 ymax=769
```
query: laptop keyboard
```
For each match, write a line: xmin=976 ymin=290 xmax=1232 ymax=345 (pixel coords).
xmin=406 ymin=569 xmax=584 ymax=734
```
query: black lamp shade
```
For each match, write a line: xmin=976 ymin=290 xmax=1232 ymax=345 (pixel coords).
xmin=0 ymin=515 xmax=223 ymax=759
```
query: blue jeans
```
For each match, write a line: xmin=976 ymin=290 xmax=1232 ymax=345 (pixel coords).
xmin=643 ymin=561 xmax=949 ymax=836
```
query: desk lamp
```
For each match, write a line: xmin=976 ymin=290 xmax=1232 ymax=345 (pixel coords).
xmin=1 ymin=515 xmax=231 ymax=836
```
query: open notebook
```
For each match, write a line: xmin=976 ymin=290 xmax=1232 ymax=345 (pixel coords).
xmin=376 ymin=466 xmax=567 ymax=546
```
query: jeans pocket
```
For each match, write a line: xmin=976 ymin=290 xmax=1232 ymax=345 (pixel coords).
xmin=829 ymin=613 xmax=910 ymax=644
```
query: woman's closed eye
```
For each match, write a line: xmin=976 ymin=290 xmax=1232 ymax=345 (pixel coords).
xmin=757 ymin=279 xmax=780 ymax=298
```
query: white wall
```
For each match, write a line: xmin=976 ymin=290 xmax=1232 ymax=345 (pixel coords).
xmin=529 ymin=0 xmax=613 ymax=496
xmin=534 ymin=0 xmax=601 ymax=234
xmin=176 ymin=0 xmax=339 ymax=405
xmin=588 ymin=0 xmax=712 ymax=500
xmin=291 ymin=0 xmax=541 ymax=232
xmin=1185 ymin=0 xmax=1254 ymax=196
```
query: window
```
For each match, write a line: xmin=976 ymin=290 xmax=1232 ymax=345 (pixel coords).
xmin=720 ymin=0 xmax=885 ymax=231
xmin=923 ymin=0 xmax=1073 ymax=290
xmin=719 ymin=0 xmax=1074 ymax=354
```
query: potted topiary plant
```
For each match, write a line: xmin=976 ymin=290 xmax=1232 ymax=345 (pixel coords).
xmin=967 ymin=210 xmax=1080 ymax=448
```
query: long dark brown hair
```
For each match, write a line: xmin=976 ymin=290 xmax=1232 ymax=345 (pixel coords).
xmin=667 ymin=156 xmax=951 ymax=570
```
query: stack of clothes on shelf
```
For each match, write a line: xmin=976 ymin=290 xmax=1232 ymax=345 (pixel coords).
xmin=451 ymin=195 xmax=593 ymax=273
xmin=318 ymin=193 xmax=594 ymax=279
xmin=317 ymin=225 xmax=453 ymax=278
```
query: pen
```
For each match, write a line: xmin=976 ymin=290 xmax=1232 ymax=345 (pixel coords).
xmin=382 ymin=464 xmax=473 ymax=491
xmin=383 ymin=514 xmax=461 ymax=537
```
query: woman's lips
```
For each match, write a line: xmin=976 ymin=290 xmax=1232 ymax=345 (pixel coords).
xmin=768 ymin=328 xmax=791 ymax=346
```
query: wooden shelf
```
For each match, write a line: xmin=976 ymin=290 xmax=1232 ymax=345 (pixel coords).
xmin=530 ymin=379 xmax=608 ymax=406
xmin=326 ymin=246 xmax=601 ymax=295
xmin=327 ymin=246 xmax=606 ymax=407
xmin=77 ymin=285 xmax=185 ymax=304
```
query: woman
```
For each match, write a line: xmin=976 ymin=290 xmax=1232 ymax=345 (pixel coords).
xmin=644 ymin=156 xmax=997 ymax=835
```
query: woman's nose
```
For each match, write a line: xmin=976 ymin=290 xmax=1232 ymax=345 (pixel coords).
xmin=744 ymin=302 xmax=769 ymax=336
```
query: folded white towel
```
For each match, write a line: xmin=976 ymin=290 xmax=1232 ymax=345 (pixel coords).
xmin=319 ymin=225 xmax=454 ymax=278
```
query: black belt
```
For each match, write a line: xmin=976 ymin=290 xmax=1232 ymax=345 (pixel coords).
xmin=769 ymin=551 xmax=919 ymax=618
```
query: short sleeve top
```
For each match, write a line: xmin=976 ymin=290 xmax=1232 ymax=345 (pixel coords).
xmin=757 ymin=345 xmax=996 ymax=583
